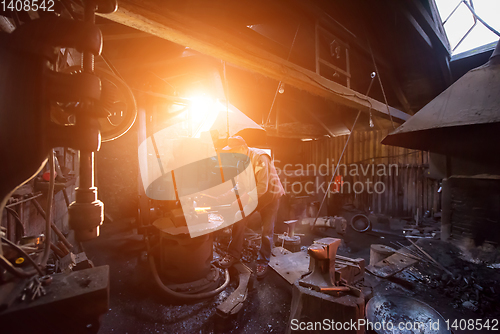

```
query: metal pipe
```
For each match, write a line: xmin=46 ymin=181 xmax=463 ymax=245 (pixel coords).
xmin=79 ymin=0 xmax=96 ymax=190
xmin=311 ymin=73 xmax=376 ymax=228
xmin=32 ymin=199 xmax=73 ymax=250
xmin=82 ymin=0 xmax=96 ymax=73
xmin=79 ymin=150 xmax=94 ymax=189
xmin=5 ymin=193 xmax=43 ymax=208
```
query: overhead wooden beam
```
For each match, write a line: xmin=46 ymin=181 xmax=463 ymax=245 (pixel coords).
xmin=401 ymin=0 xmax=452 ymax=86
xmin=103 ymin=32 xmax=152 ymax=41
xmin=406 ymin=0 xmax=451 ymax=54
xmin=400 ymin=7 xmax=433 ymax=49
xmin=102 ymin=1 xmax=410 ymax=123
xmin=263 ymin=123 xmax=324 ymax=139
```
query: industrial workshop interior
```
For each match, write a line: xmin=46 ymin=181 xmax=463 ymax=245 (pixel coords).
xmin=1 ymin=0 xmax=500 ymax=333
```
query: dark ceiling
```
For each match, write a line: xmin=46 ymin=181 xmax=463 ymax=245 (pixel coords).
xmin=89 ymin=0 xmax=458 ymax=138
xmin=4 ymin=0 xmax=486 ymax=139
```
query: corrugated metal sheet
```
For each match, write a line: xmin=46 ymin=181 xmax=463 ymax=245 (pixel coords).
xmin=301 ymin=129 xmax=441 ymax=217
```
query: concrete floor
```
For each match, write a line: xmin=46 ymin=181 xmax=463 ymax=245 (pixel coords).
xmin=84 ymin=220 xmax=294 ymax=334
xmin=83 ymin=213 xmax=500 ymax=334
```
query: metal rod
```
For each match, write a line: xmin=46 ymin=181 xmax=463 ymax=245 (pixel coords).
xmin=462 ymin=0 xmax=500 ymax=37
xmin=32 ymin=197 xmax=73 ymax=250
xmin=5 ymin=193 xmax=43 ymax=208
xmin=79 ymin=0 xmax=97 ymax=190
xmin=392 ymin=241 xmax=431 ymax=264
xmin=79 ymin=151 xmax=94 ymax=188
xmin=4 ymin=207 xmax=25 ymax=239
xmin=311 ymin=73 xmax=376 ymax=228
xmin=367 ymin=40 xmax=395 ymax=129
xmin=406 ymin=238 xmax=454 ymax=276
xmin=266 ymin=23 xmax=301 ymax=125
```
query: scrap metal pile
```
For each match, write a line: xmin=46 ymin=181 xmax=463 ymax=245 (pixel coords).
xmin=372 ymin=239 xmax=500 ymax=319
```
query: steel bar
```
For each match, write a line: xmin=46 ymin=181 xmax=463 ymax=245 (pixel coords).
xmin=5 ymin=193 xmax=43 ymax=208
xmin=311 ymin=73 xmax=376 ymax=228
xmin=406 ymin=238 xmax=453 ymax=276
xmin=32 ymin=199 xmax=73 ymax=250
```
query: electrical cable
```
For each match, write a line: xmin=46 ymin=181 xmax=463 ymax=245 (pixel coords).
xmin=348 ymin=150 xmax=420 ymax=165
xmin=311 ymin=110 xmax=362 ymax=229
xmin=311 ymin=73 xmax=376 ymax=229
xmin=0 ymin=152 xmax=54 ymax=277
xmin=367 ymin=40 xmax=395 ymax=129
xmin=265 ymin=23 xmax=301 ymax=125
xmin=146 ymin=237 xmax=230 ymax=300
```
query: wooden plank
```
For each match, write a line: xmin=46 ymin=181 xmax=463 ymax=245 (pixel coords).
xmin=406 ymin=0 xmax=451 ymax=53
xmin=378 ymin=171 xmax=382 ymax=213
xmin=347 ymin=132 xmax=353 ymax=165
xmin=370 ymin=131 xmax=375 ymax=163
xmin=388 ymin=161 xmax=393 ymax=215
xmin=433 ymin=180 xmax=438 ymax=215
xmin=403 ymin=166 xmax=408 ymax=214
xmin=417 ymin=166 xmax=422 ymax=219
xmin=411 ymin=167 xmax=417 ymax=218
xmin=103 ymin=1 xmax=410 ymax=122
xmin=364 ymin=131 xmax=369 ymax=163
xmin=408 ymin=166 xmax=413 ymax=217
xmin=373 ymin=175 xmax=378 ymax=213
xmin=395 ymin=165 xmax=400 ymax=216
xmin=400 ymin=6 xmax=433 ymax=49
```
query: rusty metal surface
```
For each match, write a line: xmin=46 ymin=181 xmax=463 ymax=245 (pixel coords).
xmin=299 ymin=237 xmax=341 ymax=289
xmin=0 ymin=265 xmax=109 ymax=332
xmin=287 ymin=281 xmax=366 ymax=334
xmin=383 ymin=41 xmax=500 ymax=152
xmin=271 ymin=239 xmax=365 ymax=288
xmin=216 ymin=262 xmax=252 ymax=317
xmin=269 ymin=247 xmax=310 ymax=284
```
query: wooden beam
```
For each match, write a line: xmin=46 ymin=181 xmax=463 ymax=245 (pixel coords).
xmin=263 ymin=122 xmax=324 ymax=139
xmin=102 ymin=1 xmax=410 ymax=123
xmin=400 ymin=6 xmax=433 ymax=49
xmin=402 ymin=0 xmax=452 ymax=87
xmin=406 ymin=0 xmax=451 ymax=54
xmin=103 ymin=32 xmax=152 ymax=41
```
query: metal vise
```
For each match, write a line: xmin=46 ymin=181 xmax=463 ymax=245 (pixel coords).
xmin=299 ymin=237 xmax=365 ymax=297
